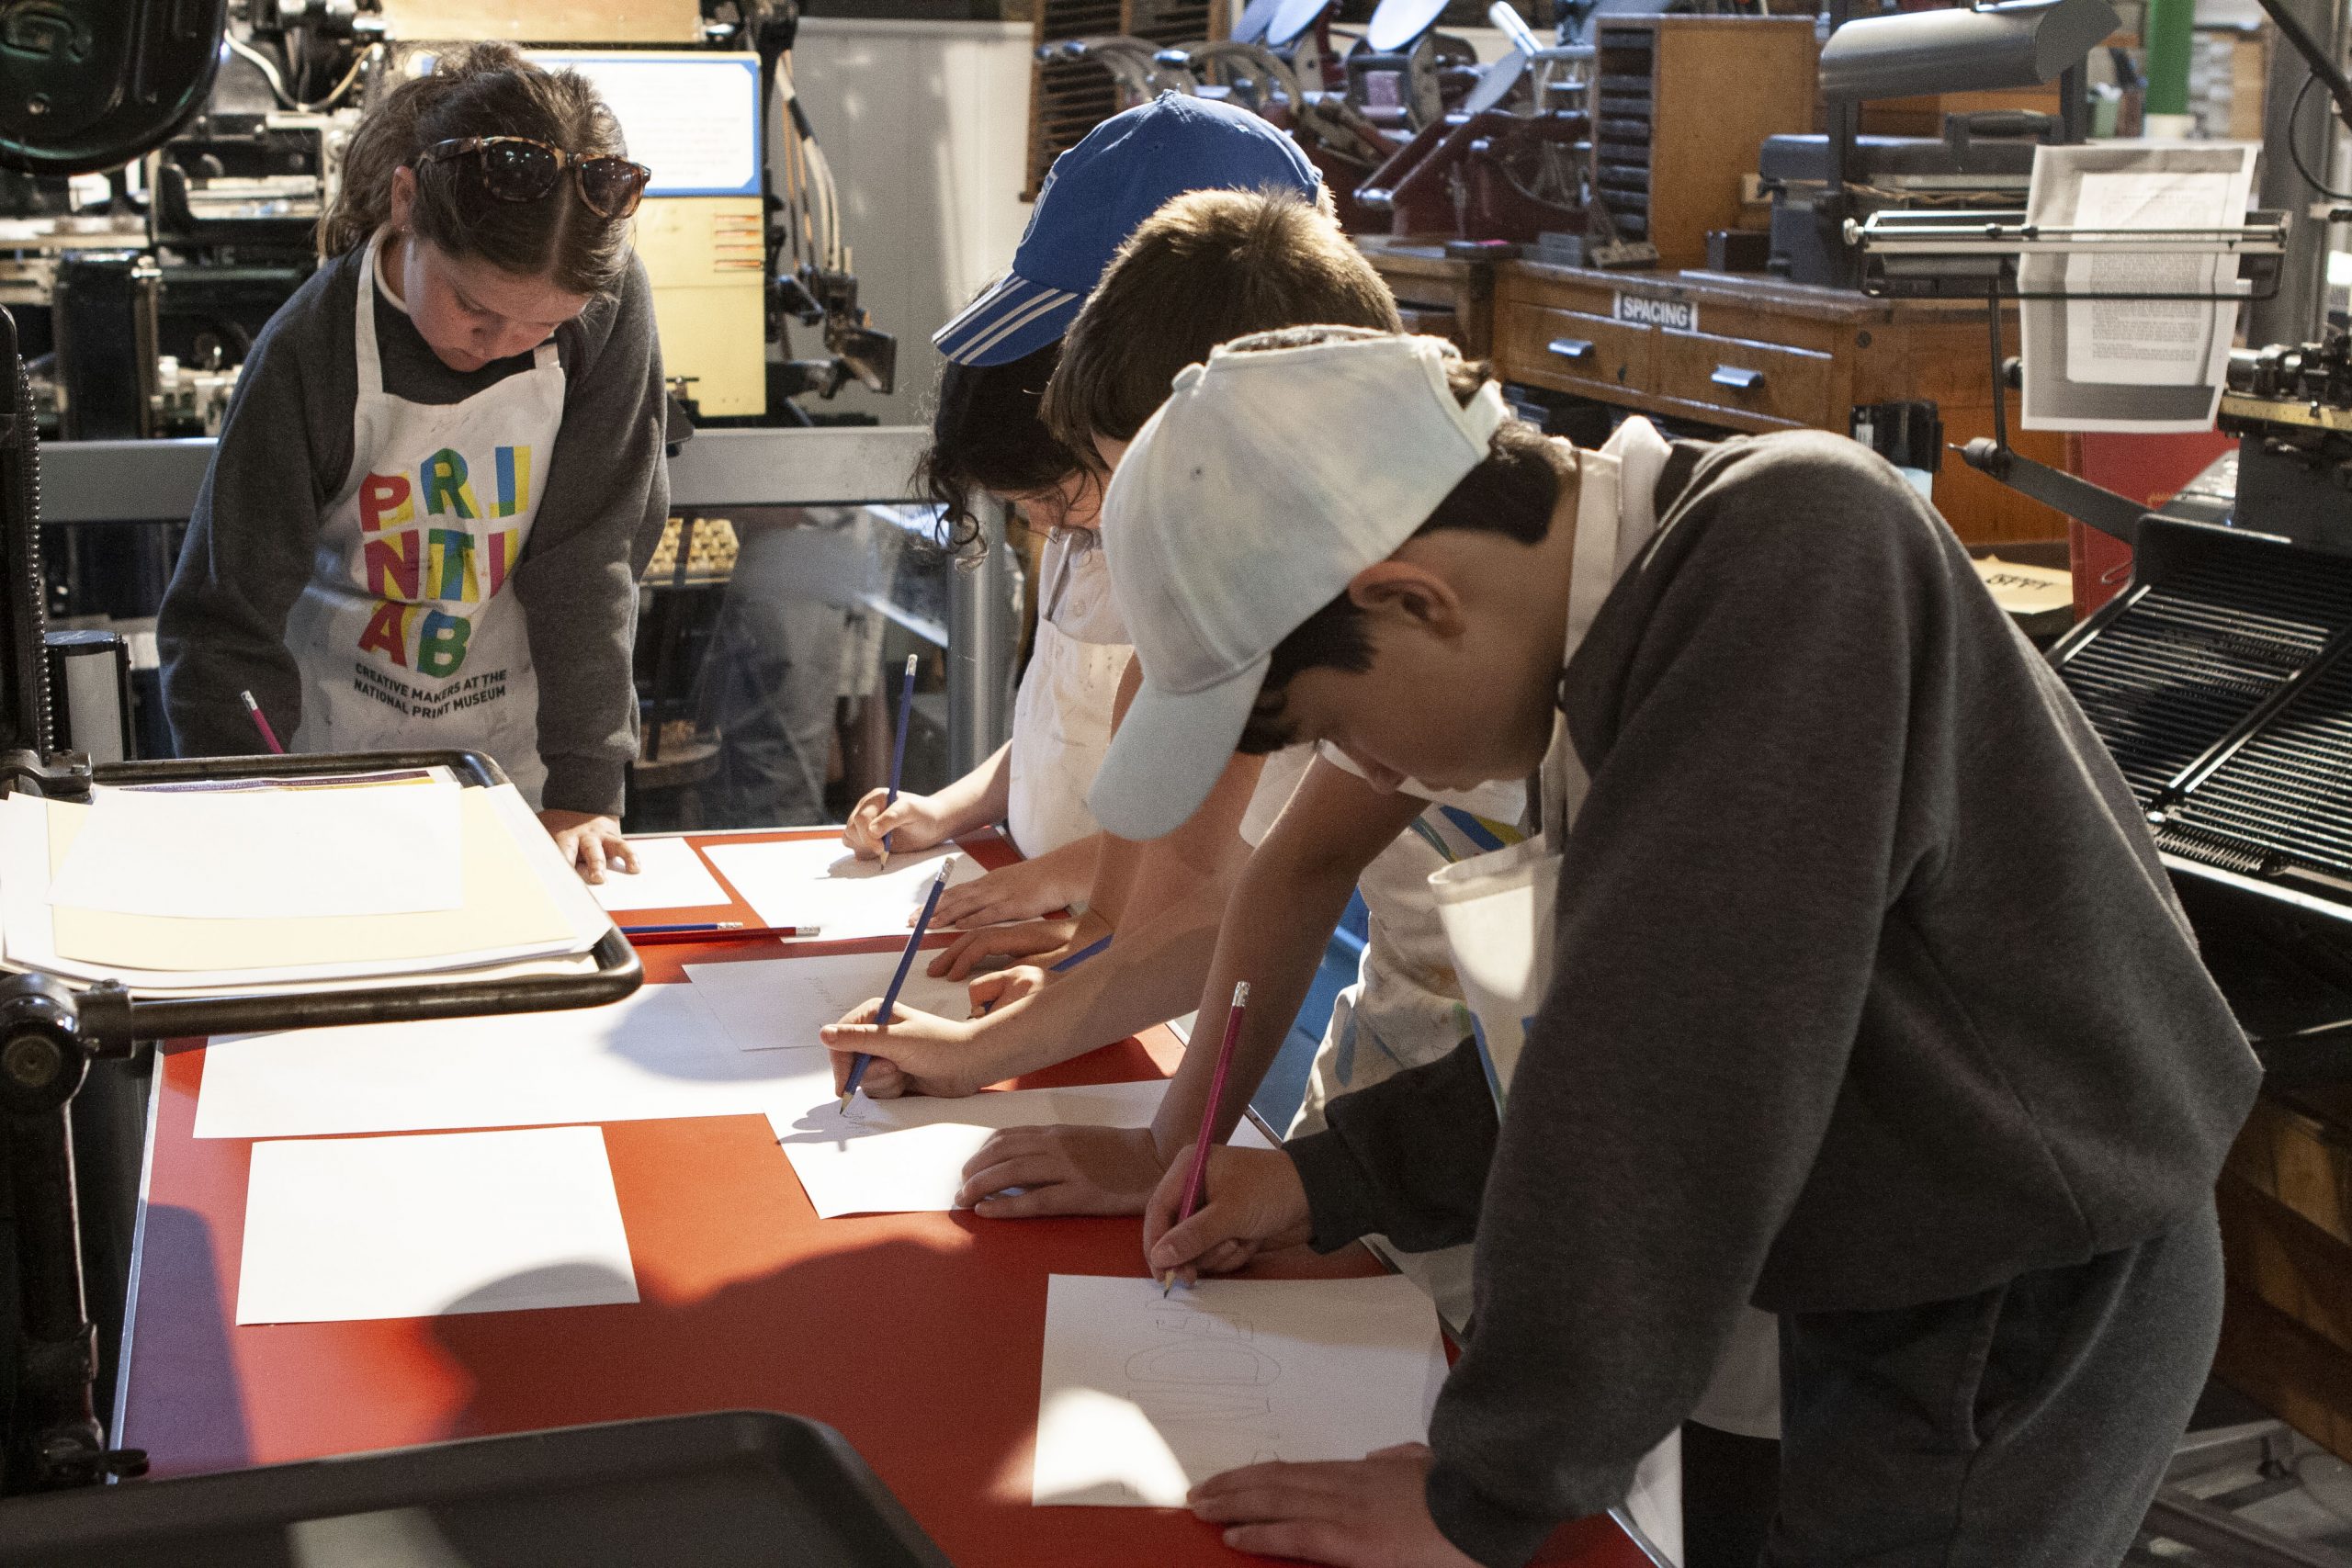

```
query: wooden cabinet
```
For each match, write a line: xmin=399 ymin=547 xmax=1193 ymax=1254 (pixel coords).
xmin=1493 ymin=260 xmax=2073 ymax=546
xmin=1591 ymin=16 xmax=1819 ymax=268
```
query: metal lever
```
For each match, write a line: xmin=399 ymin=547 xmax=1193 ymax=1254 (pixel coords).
xmin=1711 ymin=365 xmax=1765 ymax=390
xmin=1548 ymin=337 xmax=1596 ymax=361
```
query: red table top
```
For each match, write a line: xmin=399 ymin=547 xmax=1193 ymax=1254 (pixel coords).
xmin=116 ymin=829 xmax=1645 ymax=1568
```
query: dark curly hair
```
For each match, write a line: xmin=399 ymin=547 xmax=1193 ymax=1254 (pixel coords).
xmin=913 ymin=338 xmax=1088 ymax=556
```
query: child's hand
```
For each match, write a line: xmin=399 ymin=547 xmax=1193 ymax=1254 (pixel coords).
xmin=926 ymin=916 xmax=1079 ymax=980
xmin=968 ymin=965 xmax=1049 ymax=1015
xmin=539 ymin=810 xmax=635 ymax=885
xmin=932 ymin=854 xmax=1086 ymax=929
xmin=842 ymin=787 xmax=949 ymax=859
xmin=1143 ymin=1144 xmax=1313 ymax=1287
xmin=820 ymin=1001 xmax=987 ymax=1099
xmin=956 ymin=1123 xmax=1164 ymax=1217
xmin=1187 ymin=1446 xmax=1481 ymax=1567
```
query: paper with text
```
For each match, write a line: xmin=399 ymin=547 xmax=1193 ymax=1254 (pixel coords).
xmin=701 ymin=840 xmax=984 ymax=940
xmin=685 ymin=953 xmax=970 ymax=1053
xmin=1034 ymin=1274 xmax=1449 ymax=1506
xmin=235 ymin=1126 xmax=638 ymax=1324
xmin=194 ymin=983 xmax=836 ymax=1139
xmin=766 ymin=1079 xmax=1273 ymax=1218
xmin=592 ymin=837 xmax=733 ymax=913
xmin=48 ymin=780 xmax=463 ymax=919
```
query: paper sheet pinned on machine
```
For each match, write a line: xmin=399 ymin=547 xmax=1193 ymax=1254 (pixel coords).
xmin=236 ymin=1126 xmax=639 ymax=1325
xmin=700 ymin=839 xmax=983 ymax=940
xmin=0 ymin=782 xmax=605 ymax=992
xmin=766 ymin=1079 xmax=1272 ymax=1218
xmin=1032 ymin=1274 xmax=1448 ymax=1507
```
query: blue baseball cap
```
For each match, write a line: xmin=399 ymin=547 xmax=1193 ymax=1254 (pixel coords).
xmin=933 ymin=95 xmax=1321 ymax=367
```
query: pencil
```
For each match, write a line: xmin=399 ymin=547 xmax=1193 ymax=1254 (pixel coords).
xmin=239 ymin=689 xmax=285 ymax=755
xmin=1049 ymin=932 xmax=1113 ymax=973
xmin=880 ymin=652 xmax=917 ymax=872
xmin=1163 ymin=980 xmax=1250 ymax=1295
xmin=841 ymin=858 xmax=955 ymax=1111
xmin=621 ymin=922 xmax=822 ymax=943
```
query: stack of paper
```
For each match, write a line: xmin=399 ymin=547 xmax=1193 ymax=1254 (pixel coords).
xmin=766 ymin=1078 xmax=1272 ymax=1218
xmin=236 ymin=1126 xmax=639 ymax=1325
xmin=1033 ymin=1274 xmax=1449 ymax=1506
xmin=700 ymin=840 xmax=984 ymax=940
xmin=0 ymin=777 xmax=606 ymax=994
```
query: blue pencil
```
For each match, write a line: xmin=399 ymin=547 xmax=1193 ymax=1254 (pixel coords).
xmin=841 ymin=858 xmax=955 ymax=1111
xmin=1049 ymin=932 xmax=1113 ymax=973
xmin=880 ymin=652 xmax=918 ymax=871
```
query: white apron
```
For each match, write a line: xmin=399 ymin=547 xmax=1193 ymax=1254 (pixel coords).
xmin=1005 ymin=526 xmax=1131 ymax=858
xmin=1426 ymin=421 xmax=1780 ymax=1562
xmin=280 ymin=231 xmax=562 ymax=806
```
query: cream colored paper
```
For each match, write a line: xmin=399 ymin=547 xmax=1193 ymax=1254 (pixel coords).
xmin=592 ymin=836 xmax=733 ymax=913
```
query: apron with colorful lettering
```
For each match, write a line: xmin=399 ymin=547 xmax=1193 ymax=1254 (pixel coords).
xmin=1428 ymin=420 xmax=1781 ymax=1513
xmin=280 ymin=231 xmax=562 ymax=806
xmin=1006 ymin=526 xmax=1131 ymax=859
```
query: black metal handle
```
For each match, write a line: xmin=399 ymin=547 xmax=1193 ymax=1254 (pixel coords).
xmin=1711 ymin=364 xmax=1765 ymax=391
xmin=1547 ymin=336 xmax=1596 ymax=362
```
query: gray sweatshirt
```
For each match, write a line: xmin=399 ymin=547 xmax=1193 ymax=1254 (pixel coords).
xmin=1283 ymin=430 xmax=2261 ymax=1568
xmin=157 ymin=243 xmax=668 ymax=816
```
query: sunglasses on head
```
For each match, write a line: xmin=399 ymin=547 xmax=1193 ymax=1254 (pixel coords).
xmin=415 ymin=136 xmax=651 ymax=220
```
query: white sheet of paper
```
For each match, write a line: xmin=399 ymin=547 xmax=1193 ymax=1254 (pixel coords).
xmin=685 ymin=953 xmax=971 ymax=1054
xmin=591 ymin=837 xmax=733 ymax=913
xmin=2064 ymin=169 xmax=2236 ymax=387
xmin=700 ymin=840 xmax=983 ymax=939
xmin=195 ymin=983 xmax=836 ymax=1139
xmin=235 ymin=1126 xmax=638 ymax=1325
xmin=766 ymin=1080 xmax=1273 ymax=1218
xmin=47 ymin=781 xmax=463 ymax=919
xmin=1033 ymin=1274 xmax=1449 ymax=1506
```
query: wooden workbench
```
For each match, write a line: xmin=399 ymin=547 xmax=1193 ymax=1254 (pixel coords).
xmin=1358 ymin=240 xmax=2074 ymax=547
xmin=111 ymin=827 xmax=1650 ymax=1568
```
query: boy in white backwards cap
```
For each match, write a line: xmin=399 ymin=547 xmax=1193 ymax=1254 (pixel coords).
xmin=1107 ymin=328 xmax=2257 ymax=1568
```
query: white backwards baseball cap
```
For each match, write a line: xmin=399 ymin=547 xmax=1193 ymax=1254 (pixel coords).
xmin=1088 ymin=333 xmax=1510 ymax=840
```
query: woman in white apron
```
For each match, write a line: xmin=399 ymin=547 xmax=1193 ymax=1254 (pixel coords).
xmin=842 ymin=346 xmax=1130 ymax=942
xmin=158 ymin=46 xmax=663 ymax=882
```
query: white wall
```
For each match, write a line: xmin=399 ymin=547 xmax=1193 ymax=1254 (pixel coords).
xmin=788 ymin=17 xmax=1037 ymax=427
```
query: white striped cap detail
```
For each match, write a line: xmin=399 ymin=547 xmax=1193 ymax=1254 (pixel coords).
xmin=933 ymin=274 xmax=1083 ymax=367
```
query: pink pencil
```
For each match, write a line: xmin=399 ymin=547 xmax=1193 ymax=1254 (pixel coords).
xmin=239 ymin=689 xmax=285 ymax=755
xmin=1162 ymin=980 xmax=1250 ymax=1294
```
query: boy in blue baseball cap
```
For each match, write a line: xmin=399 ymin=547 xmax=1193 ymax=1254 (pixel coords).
xmin=841 ymin=95 xmax=1321 ymax=953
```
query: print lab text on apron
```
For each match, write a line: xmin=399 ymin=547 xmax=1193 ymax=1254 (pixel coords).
xmin=280 ymin=231 xmax=563 ymax=806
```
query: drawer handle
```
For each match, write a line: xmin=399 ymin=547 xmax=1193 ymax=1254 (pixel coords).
xmin=1547 ymin=336 xmax=1596 ymax=362
xmin=1710 ymin=365 xmax=1766 ymax=391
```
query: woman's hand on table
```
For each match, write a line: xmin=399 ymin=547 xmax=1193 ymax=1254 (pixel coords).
xmin=842 ymin=787 xmax=951 ymax=859
xmin=955 ymin=1124 xmax=1165 ymax=1217
xmin=820 ymin=1002 xmax=988 ymax=1099
xmin=1187 ymin=1446 xmax=1481 ymax=1568
xmin=930 ymin=852 xmax=1086 ymax=930
xmin=1143 ymin=1143 xmax=1313 ymax=1287
xmin=538 ymin=810 xmax=634 ymax=884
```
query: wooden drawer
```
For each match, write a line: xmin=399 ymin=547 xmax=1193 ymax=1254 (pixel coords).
xmin=1498 ymin=301 xmax=1654 ymax=397
xmin=1654 ymin=329 xmax=1833 ymax=428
